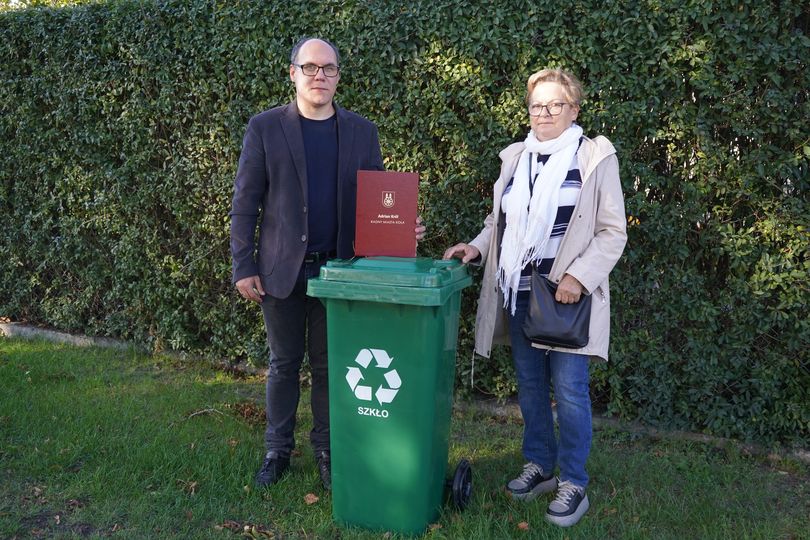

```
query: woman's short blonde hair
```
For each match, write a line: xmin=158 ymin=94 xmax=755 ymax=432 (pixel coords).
xmin=525 ymin=68 xmax=583 ymax=106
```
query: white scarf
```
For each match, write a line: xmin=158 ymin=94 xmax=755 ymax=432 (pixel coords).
xmin=498 ymin=124 xmax=583 ymax=313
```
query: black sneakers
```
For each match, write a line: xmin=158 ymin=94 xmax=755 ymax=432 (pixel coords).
xmin=255 ymin=449 xmax=331 ymax=491
xmin=506 ymin=462 xmax=558 ymax=501
xmin=316 ymin=450 xmax=331 ymax=491
xmin=546 ymin=480 xmax=589 ymax=527
xmin=254 ymin=451 xmax=290 ymax=487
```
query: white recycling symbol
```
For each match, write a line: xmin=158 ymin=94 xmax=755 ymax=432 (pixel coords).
xmin=345 ymin=348 xmax=401 ymax=406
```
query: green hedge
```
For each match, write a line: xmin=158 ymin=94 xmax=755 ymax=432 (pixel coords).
xmin=1 ymin=0 xmax=808 ymax=445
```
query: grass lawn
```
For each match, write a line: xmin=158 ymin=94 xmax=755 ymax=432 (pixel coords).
xmin=1 ymin=336 xmax=807 ymax=539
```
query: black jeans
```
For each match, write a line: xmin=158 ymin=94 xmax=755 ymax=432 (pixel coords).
xmin=259 ymin=260 xmax=329 ymax=456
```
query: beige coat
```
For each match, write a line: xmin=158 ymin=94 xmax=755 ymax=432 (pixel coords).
xmin=468 ymin=135 xmax=627 ymax=361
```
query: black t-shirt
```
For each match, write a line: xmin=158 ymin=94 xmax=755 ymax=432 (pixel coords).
xmin=300 ymin=114 xmax=338 ymax=253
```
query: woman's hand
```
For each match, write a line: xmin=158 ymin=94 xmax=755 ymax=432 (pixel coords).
xmin=556 ymin=273 xmax=584 ymax=304
xmin=443 ymin=243 xmax=480 ymax=263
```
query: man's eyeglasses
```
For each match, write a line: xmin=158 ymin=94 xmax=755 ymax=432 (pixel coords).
xmin=528 ymin=102 xmax=570 ymax=117
xmin=293 ymin=63 xmax=340 ymax=77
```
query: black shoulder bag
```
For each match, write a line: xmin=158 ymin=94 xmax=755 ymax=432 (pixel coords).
xmin=521 ymin=271 xmax=591 ymax=349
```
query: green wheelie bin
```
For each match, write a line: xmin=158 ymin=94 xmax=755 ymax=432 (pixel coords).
xmin=307 ymin=256 xmax=473 ymax=535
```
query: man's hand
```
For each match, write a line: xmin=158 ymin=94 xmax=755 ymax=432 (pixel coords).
xmin=556 ymin=273 xmax=584 ymax=304
xmin=236 ymin=275 xmax=265 ymax=303
xmin=442 ymin=243 xmax=481 ymax=264
xmin=415 ymin=216 xmax=427 ymax=242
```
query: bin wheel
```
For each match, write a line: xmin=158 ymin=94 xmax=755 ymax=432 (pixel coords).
xmin=451 ymin=459 xmax=472 ymax=510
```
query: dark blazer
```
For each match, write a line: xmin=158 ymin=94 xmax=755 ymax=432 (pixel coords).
xmin=230 ymin=101 xmax=384 ymax=299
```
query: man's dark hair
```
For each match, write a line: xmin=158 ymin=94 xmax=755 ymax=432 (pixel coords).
xmin=290 ymin=37 xmax=341 ymax=66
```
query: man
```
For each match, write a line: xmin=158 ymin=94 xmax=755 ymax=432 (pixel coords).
xmin=230 ymin=37 xmax=425 ymax=490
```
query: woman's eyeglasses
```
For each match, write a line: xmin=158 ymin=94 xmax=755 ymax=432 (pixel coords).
xmin=528 ymin=102 xmax=570 ymax=117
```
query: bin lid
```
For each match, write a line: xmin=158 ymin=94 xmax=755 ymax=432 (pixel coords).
xmin=307 ymin=257 xmax=472 ymax=306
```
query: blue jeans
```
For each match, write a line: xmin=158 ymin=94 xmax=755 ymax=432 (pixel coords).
xmin=259 ymin=260 xmax=329 ymax=456
xmin=508 ymin=291 xmax=592 ymax=488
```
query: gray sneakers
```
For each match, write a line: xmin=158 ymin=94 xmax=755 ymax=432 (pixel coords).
xmin=545 ymin=480 xmax=590 ymax=527
xmin=508 ymin=467 xmax=590 ymax=527
xmin=506 ymin=462 xmax=558 ymax=501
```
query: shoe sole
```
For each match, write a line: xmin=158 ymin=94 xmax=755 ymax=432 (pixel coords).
xmin=509 ymin=476 xmax=558 ymax=501
xmin=545 ymin=494 xmax=589 ymax=527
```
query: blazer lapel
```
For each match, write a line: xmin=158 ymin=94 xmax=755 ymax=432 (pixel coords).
xmin=280 ymin=102 xmax=308 ymax=204
xmin=336 ymin=104 xmax=355 ymax=185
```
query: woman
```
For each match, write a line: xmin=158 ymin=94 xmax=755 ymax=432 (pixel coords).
xmin=443 ymin=68 xmax=627 ymax=527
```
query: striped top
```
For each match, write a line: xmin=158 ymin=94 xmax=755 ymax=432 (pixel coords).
xmin=501 ymin=144 xmax=582 ymax=290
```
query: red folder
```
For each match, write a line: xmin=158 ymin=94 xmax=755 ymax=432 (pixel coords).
xmin=355 ymin=170 xmax=419 ymax=257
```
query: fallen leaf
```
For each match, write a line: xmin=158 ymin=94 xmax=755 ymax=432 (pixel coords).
xmin=185 ymin=510 xmax=193 ymax=520
xmin=228 ymin=438 xmax=239 ymax=448
xmin=25 ymin=485 xmax=48 ymax=505
xmin=111 ymin=523 xmax=122 ymax=532
xmin=223 ymin=401 xmax=265 ymax=425
xmin=241 ymin=523 xmax=275 ymax=539
xmin=304 ymin=493 xmax=319 ymax=505
xmin=517 ymin=521 xmax=529 ymax=530
xmin=428 ymin=523 xmax=443 ymax=531
xmin=214 ymin=520 xmax=242 ymax=531
xmin=176 ymin=479 xmax=199 ymax=495
xmin=54 ymin=514 xmax=61 ymax=525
